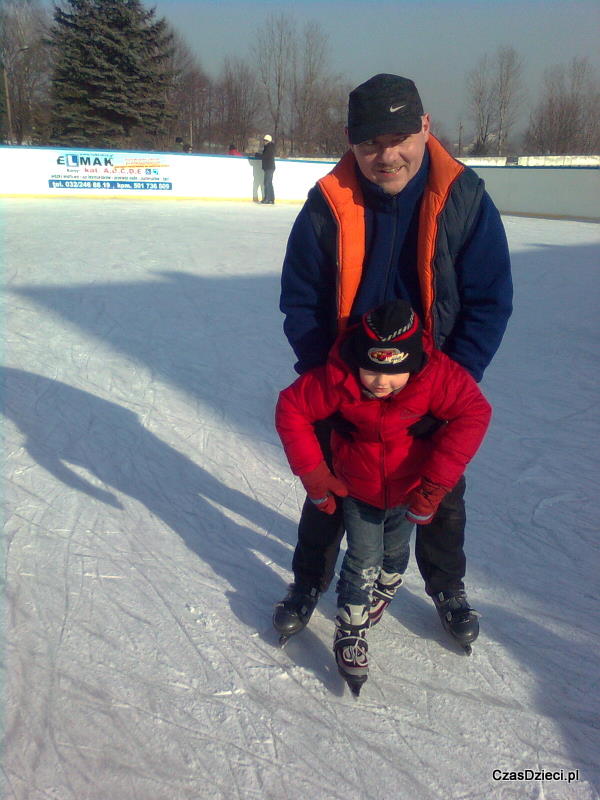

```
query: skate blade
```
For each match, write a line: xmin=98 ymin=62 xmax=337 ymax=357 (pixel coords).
xmin=338 ymin=667 xmax=367 ymax=697
xmin=447 ymin=636 xmax=473 ymax=655
xmin=440 ymin=620 xmax=478 ymax=655
xmin=445 ymin=633 xmax=474 ymax=655
xmin=273 ymin=620 xmax=305 ymax=647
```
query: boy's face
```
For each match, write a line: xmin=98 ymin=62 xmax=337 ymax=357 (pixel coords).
xmin=359 ymin=368 xmax=410 ymax=397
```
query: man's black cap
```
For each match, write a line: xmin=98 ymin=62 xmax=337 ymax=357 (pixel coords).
xmin=347 ymin=74 xmax=424 ymax=144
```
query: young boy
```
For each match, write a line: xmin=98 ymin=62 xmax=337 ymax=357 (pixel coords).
xmin=275 ymin=299 xmax=491 ymax=694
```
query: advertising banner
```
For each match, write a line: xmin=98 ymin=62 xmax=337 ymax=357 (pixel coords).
xmin=0 ymin=145 xmax=336 ymax=202
xmin=49 ymin=150 xmax=173 ymax=193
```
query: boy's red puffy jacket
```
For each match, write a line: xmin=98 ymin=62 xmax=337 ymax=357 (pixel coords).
xmin=275 ymin=330 xmax=492 ymax=510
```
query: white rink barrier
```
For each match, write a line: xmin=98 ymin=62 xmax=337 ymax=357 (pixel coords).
xmin=0 ymin=145 xmax=333 ymax=204
xmin=1 ymin=145 xmax=598 ymax=220
xmin=469 ymin=164 xmax=599 ymax=221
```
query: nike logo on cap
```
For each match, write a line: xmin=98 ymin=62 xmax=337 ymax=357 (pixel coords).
xmin=389 ymin=104 xmax=406 ymax=113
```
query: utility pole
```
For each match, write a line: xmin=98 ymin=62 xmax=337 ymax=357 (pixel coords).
xmin=2 ymin=63 xmax=14 ymax=143
xmin=458 ymin=122 xmax=463 ymax=157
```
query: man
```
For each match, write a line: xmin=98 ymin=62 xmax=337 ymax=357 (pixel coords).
xmin=273 ymin=73 xmax=513 ymax=650
xmin=260 ymin=134 xmax=275 ymax=204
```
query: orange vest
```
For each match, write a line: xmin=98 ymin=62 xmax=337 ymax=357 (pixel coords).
xmin=316 ymin=135 xmax=466 ymax=334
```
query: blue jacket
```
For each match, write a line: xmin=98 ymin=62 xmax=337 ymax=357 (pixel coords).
xmin=280 ymin=138 xmax=512 ymax=381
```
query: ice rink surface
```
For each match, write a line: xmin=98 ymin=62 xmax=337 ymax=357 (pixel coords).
xmin=3 ymin=198 xmax=600 ymax=800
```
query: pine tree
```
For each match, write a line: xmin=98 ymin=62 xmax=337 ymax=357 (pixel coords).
xmin=49 ymin=0 xmax=174 ymax=148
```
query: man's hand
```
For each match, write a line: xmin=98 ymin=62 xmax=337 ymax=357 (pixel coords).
xmin=300 ymin=461 xmax=349 ymax=515
xmin=408 ymin=413 xmax=446 ymax=439
xmin=405 ymin=478 xmax=449 ymax=525
xmin=326 ymin=411 xmax=358 ymax=442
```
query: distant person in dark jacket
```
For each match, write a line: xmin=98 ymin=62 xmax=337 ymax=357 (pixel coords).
xmin=273 ymin=73 xmax=513 ymax=653
xmin=259 ymin=134 xmax=275 ymax=204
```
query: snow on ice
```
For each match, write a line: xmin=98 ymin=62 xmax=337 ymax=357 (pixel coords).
xmin=2 ymin=198 xmax=600 ymax=800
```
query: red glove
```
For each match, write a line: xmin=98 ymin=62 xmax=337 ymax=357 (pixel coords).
xmin=300 ymin=461 xmax=348 ymax=515
xmin=405 ymin=478 xmax=449 ymax=525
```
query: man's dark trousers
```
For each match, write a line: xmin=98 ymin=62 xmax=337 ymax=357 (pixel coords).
xmin=263 ymin=169 xmax=275 ymax=203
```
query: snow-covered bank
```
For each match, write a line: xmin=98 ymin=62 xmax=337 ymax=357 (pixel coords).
xmin=3 ymin=199 xmax=600 ymax=799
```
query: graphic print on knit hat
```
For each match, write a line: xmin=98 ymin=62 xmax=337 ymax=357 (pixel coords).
xmin=367 ymin=347 xmax=410 ymax=365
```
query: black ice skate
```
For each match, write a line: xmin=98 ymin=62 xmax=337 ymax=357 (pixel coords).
xmin=333 ymin=604 xmax=370 ymax=696
xmin=433 ymin=590 xmax=480 ymax=655
xmin=369 ymin=570 xmax=403 ymax=626
xmin=273 ymin=583 xmax=320 ymax=646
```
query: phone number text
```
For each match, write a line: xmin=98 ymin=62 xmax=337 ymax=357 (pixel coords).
xmin=49 ymin=180 xmax=173 ymax=190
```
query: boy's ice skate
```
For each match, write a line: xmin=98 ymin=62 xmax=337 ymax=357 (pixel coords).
xmin=273 ymin=583 xmax=320 ymax=645
xmin=369 ymin=570 xmax=403 ymax=626
xmin=333 ymin=604 xmax=370 ymax=696
xmin=433 ymin=590 xmax=480 ymax=654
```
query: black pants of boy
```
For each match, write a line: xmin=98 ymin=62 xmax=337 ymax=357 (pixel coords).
xmin=291 ymin=422 xmax=467 ymax=596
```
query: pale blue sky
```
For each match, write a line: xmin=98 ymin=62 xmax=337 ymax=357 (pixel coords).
xmin=150 ymin=0 xmax=600 ymax=137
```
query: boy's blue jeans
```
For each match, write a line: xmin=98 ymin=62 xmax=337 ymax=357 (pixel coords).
xmin=336 ymin=496 xmax=413 ymax=608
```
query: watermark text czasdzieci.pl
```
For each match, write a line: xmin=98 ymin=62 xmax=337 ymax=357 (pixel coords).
xmin=493 ymin=769 xmax=579 ymax=784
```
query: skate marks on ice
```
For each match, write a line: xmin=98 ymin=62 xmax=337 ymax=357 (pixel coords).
xmin=8 ymin=268 xmax=294 ymax=448
xmin=2 ymin=368 xmax=305 ymax=798
xmin=2 ymin=366 xmax=298 ymax=624
xmin=4 ymin=203 xmax=600 ymax=798
xmin=3 ymin=365 xmax=393 ymax=798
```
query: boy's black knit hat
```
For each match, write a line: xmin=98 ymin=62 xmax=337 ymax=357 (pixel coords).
xmin=347 ymin=74 xmax=424 ymax=144
xmin=346 ymin=299 xmax=423 ymax=374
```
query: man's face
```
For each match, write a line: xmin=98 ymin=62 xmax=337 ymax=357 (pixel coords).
xmin=349 ymin=115 xmax=430 ymax=195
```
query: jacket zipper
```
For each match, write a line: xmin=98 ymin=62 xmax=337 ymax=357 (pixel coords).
xmin=382 ymin=197 xmax=398 ymax=303
xmin=379 ymin=401 xmax=388 ymax=508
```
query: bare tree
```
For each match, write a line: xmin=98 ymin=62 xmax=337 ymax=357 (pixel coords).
xmin=163 ymin=31 xmax=210 ymax=151
xmin=581 ymin=69 xmax=600 ymax=154
xmin=253 ymin=12 xmax=295 ymax=144
xmin=466 ymin=46 xmax=524 ymax=155
xmin=317 ymin=80 xmax=351 ymax=157
xmin=526 ymin=57 xmax=600 ymax=154
xmin=494 ymin=46 xmax=524 ymax=155
xmin=290 ymin=21 xmax=329 ymax=154
xmin=0 ymin=0 xmax=51 ymax=144
xmin=214 ymin=57 xmax=260 ymax=151
xmin=466 ymin=54 xmax=495 ymax=154
xmin=429 ymin=117 xmax=453 ymax=153
xmin=251 ymin=13 xmax=350 ymax=156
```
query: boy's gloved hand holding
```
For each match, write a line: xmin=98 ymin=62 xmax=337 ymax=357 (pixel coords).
xmin=405 ymin=478 xmax=449 ymax=525
xmin=300 ymin=461 xmax=348 ymax=515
